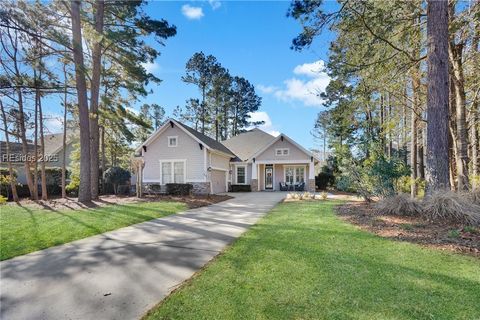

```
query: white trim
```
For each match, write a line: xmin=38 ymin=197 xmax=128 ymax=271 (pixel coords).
xmin=235 ymin=165 xmax=247 ymax=185
xmin=273 ymin=164 xmax=276 ymax=190
xmin=203 ymin=147 xmax=208 ymax=182
xmin=250 ymin=133 xmax=320 ymax=162
xmin=167 ymin=136 xmax=178 ymax=147
xmin=283 ymin=165 xmax=306 ymax=185
xmin=275 ymin=148 xmax=289 ymax=156
xmin=135 ymin=119 xmax=234 ymax=157
xmin=210 ymin=166 xmax=228 ymax=171
xmin=264 ymin=164 xmax=274 ymax=190
xmin=253 ymin=159 xmax=311 ymax=164
xmin=186 ymin=179 xmax=206 ymax=183
xmin=159 ymin=159 xmax=186 ymax=184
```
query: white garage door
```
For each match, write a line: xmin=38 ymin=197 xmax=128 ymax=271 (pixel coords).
xmin=211 ymin=169 xmax=226 ymax=194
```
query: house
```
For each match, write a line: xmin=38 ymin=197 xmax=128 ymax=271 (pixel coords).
xmin=0 ymin=131 xmax=76 ymax=184
xmin=136 ymin=119 xmax=319 ymax=194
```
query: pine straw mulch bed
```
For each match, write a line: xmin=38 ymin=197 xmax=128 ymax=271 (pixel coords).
xmin=335 ymin=202 xmax=480 ymax=257
xmin=9 ymin=194 xmax=233 ymax=211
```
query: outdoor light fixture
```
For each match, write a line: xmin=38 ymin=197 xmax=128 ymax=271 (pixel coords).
xmin=170 ymin=121 xmax=174 ymax=128
xmin=142 ymin=146 xmax=147 ymax=152
xmin=199 ymin=143 xmax=203 ymax=150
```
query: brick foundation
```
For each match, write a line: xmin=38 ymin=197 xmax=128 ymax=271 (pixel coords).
xmin=308 ymin=179 xmax=316 ymax=192
xmin=190 ymin=182 xmax=211 ymax=195
xmin=250 ymin=179 xmax=258 ymax=192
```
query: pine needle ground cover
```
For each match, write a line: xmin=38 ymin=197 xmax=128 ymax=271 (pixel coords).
xmin=145 ymin=201 xmax=480 ymax=320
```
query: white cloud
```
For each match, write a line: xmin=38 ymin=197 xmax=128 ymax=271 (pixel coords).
xmin=141 ymin=61 xmax=160 ymax=74
xmin=256 ymin=84 xmax=278 ymax=94
xmin=248 ymin=111 xmax=280 ymax=137
xmin=261 ymin=60 xmax=330 ymax=107
xmin=181 ymin=5 xmax=204 ymax=20
xmin=293 ymin=60 xmax=326 ymax=77
xmin=209 ymin=0 xmax=221 ymax=10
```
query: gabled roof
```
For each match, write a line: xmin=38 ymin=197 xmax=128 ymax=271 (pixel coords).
xmin=250 ymin=133 xmax=321 ymax=162
xmin=175 ymin=122 xmax=235 ymax=156
xmin=136 ymin=119 xmax=235 ymax=157
xmin=221 ymin=128 xmax=276 ymax=161
xmin=42 ymin=130 xmax=77 ymax=156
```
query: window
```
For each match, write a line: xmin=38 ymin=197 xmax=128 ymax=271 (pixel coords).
xmin=236 ymin=166 xmax=246 ymax=184
xmin=275 ymin=148 xmax=289 ymax=156
xmin=168 ymin=136 xmax=178 ymax=147
xmin=161 ymin=160 xmax=185 ymax=184
xmin=285 ymin=166 xmax=305 ymax=184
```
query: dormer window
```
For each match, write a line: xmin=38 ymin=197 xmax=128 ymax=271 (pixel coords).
xmin=168 ymin=136 xmax=178 ymax=147
xmin=275 ymin=148 xmax=289 ymax=156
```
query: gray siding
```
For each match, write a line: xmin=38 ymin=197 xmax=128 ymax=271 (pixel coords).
xmin=142 ymin=126 xmax=205 ymax=182
xmin=256 ymin=138 xmax=310 ymax=162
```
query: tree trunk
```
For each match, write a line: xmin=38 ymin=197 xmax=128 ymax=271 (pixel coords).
xmin=89 ymin=0 xmax=104 ymax=200
xmin=418 ymin=124 xmax=425 ymax=180
xmin=471 ymin=28 xmax=480 ymax=189
xmin=62 ymin=63 xmax=68 ymax=198
xmin=410 ymin=71 xmax=420 ymax=197
xmin=101 ymin=125 xmax=106 ymax=194
xmin=449 ymin=42 xmax=470 ymax=190
xmin=0 ymin=101 xmax=19 ymax=201
xmin=38 ymin=81 xmax=47 ymax=201
xmin=71 ymin=0 xmax=92 ymax=203
xmin=425 ymin=0 xmax=451 ymax=193
xmin=33 ymin=73 xmax=39 ymax=201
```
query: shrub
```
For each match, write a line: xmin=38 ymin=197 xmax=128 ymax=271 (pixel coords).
xmin=66 ymin=179 xmax=79 ymax=197
xmin=319 ymin=191 xmax=328 ymax=200
xmin=104 ymin=167 xmax=131 ymax=194
xmin=166 ymin=183 xmax=193 ymax=196
xmin=315 ymin=171 xmax=335 ymax=190
xmin=0 ymin=195 xmax=7 ymax=204
xmin=422 ymin=191 xmax=480 ymax=226
xmin=375 ymin=193 xmax=423 ymax=216
xmin=230 ymin=184 xmax=251 ymax=192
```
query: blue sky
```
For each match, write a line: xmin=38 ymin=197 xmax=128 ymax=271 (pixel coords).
xmin=19 ymin=1 xmax=336 ymax=150
xmin=136 ymin=0 xmax=336 ymax=149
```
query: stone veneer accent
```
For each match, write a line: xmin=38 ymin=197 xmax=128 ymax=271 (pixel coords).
xmin=308 ymin=179 xmax=316 ymax=192
xmin=190 ymin=182 xmax=211 ymax=195
xmin=250 ymin=179 xmax=258 ymax=192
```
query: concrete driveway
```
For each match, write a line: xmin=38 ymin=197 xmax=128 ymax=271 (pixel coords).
xmin=0 ymin=192 xmax=284 ymax=320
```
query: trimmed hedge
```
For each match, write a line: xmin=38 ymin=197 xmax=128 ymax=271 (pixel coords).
xmin=230 ymin=184 xmax=251 ymax=192
xmin=166 ymin=183 xmax=193 ymax=196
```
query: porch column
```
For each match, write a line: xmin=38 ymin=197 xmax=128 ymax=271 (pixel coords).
xmin=308 ymin=160 xmax=316 ymax=192
xmin=251 ymin=162 xmax=258 ymax=192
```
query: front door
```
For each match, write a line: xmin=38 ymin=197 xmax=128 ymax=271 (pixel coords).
xmin=265 ymin=165 xmax=273 ymax=190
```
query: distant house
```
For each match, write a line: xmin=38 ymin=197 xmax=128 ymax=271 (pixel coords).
xmin=0 ymin=131 xmax=77 ymax=184
xmin=135 ymin=119 xmax=320 ymax=194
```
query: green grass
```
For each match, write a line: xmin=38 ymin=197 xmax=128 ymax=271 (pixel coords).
xmin=0 ymin=201 xmax=186 ymax=260
xmin=145 ymin=201 xmax=480 ymax=320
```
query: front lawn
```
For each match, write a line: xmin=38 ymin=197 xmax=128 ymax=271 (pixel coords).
xmin=0 ymin=201 xmax=187 ymax=260
xmin=145 ymin=200 xmax=480 ymax=320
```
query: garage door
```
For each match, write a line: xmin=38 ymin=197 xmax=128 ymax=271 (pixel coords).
xmin=211 ymin=169 xmax=226 ymax=194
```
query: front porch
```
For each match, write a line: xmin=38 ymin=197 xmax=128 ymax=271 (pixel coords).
xmin=233 ymin=161 xmax=316 ymax=192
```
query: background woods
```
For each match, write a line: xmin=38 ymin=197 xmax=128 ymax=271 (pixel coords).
xmin=0 ymin=1 xmax=263 ymax=202
xmin=291 ymin=0 xmax=480 ymax=197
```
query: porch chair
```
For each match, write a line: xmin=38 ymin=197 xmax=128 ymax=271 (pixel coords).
xmin=279 ymin=182 xmax=288 ymax=191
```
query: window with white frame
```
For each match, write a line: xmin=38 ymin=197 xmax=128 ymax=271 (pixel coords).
xmin=168 ymin=136 xmax=178 ymax=147
xmin=275 ymin=148 xmax=289 ymax=156
xmin=285 ymin=166 xmax=305 ymax=184
xmin=236 ymin=166 xmax=246 ymax=184
xmin=161 ymin=160 xmax=185 ymax=184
